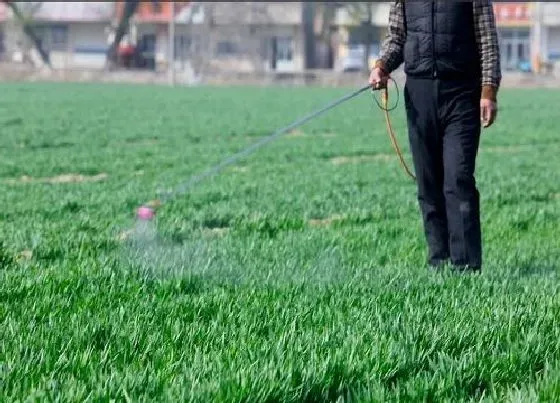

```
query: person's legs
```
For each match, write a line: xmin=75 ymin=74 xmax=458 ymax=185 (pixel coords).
xmin=404 ymin=78 xmax=449 ymax=267
xmin=439 ymin=79 xmax=482 ymax=270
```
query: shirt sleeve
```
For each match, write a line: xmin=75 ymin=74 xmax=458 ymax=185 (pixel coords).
xmin=473 ymin=0 xmax=502 ymax=100
xmin=376 ymin=1 xmax=406 ymax=74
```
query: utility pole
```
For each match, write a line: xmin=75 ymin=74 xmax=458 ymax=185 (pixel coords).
xmin=169 ymin=0 xmax=176 ymax=86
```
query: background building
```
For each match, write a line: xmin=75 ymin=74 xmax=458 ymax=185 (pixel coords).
xmin=2 ymin=2 xmax=113 ymax=68
xmin=0 ymin=2 xmax=559 ymax=79
xmin=332 ymin=3 xmax=391 ymax=72
xmin=493 ymin=2 xmax=532 ymax=72
xmin=540 ymin=3 xmax=560 ymax=65
xmin=0 ymin=3 xmax=7 ymax=60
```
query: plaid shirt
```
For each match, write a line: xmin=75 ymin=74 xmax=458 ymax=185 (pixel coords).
xmin=377 ymin=0 xmax=502 ymax=100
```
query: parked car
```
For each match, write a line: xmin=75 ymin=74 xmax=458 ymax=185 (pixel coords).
xmin=518 ymin=60 xmax=531 ymax=72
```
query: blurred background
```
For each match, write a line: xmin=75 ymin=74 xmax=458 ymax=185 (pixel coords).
xmin=0 ymin=1 xmax=558 ymax=87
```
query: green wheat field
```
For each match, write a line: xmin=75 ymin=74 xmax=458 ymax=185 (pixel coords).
xmin=1 ymin=82 xmax=559 ymax=401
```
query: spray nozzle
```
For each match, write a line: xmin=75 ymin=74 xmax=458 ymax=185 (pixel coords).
xmin=135 ymin=199 xmax=161 ymax=221
xmin=136 ymin=206 xmax=155 ymax=221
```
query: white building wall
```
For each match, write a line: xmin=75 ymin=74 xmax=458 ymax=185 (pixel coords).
xmin=71 ymin=22 xmax=109 ymax=68
xmin=49 ymin=22 xmax=109 ymax=69
xmin=137 ymin=23 xmax=305 ymax=73
xmin=542 ymin=2 xmax=560 ymax=26
xmin=547 ymin=27 xmax=560 ymax=59
xmin=538 ymin=2 xmax=560 ymax=62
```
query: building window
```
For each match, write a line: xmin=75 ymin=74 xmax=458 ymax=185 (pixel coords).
xmin=140 ymin=34 xmax=156 ymax=53
xmin=498 ymin=27 xmax=530 ymax=71
xmin=216 ymin=41 xmax=238 ymax=56
xmin=50 ymin=25 xmax=68 ymax=51
xmin=174 ymin=35 xmax=192 ymax=60
xmin=275 ymin=37 xmax=293 ymax=62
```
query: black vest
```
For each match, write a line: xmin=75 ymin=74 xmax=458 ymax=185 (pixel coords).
xmin=403 ymin=1 xmax=480 ymax=79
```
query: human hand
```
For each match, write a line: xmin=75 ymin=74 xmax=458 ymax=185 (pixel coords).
xmin=369 ymin=67 xmax=389 ymax=90
xmin=480 ymin=98 xmax=497 ymax=128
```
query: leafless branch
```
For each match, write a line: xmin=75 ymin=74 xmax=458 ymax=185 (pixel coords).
xmin=2 ymin=1 xmax=51 ymax=67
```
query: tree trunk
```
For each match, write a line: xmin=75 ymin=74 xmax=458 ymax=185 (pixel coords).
xmin=106 ymin=0 xmax=140 ymax=68
xmin=302 ymin=1 xmax=315 ymax=69
xmin=3 ymin=1 xmax=51 ymax=67
xmin=362 ymin=4 xmax=373 ymax=74
xmin=317 ymin=2 xmax=337 ymax=69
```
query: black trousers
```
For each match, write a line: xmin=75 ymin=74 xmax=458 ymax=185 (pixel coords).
xmin=404 ymin=77 xmax=482 ymax=269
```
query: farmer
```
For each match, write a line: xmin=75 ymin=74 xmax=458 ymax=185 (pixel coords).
xmin=370 ymin=0 xmax=501 ymax=272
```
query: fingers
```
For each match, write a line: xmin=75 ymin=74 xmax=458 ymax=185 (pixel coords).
xmin=372 ymin=78 xmax=388 ymax=90
xmin=368 ymin=68 xmax=388 ymax=90
xmin=481 ymin=104 xmax=489 ymax=127
xmin=481 ymin=100 xmax=497 ymax=128
xmin=369 ymin=75 xmax=382 ymax=89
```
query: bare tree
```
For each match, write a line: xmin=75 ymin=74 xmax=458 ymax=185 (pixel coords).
xmin=2 ymin=1 xmax=50 ymax=67
xmin=301 ymin=1 xmax=315 ymax=69
xmin=245 ymin=2 xmax=275 ymax=73
xmin=106 ymin=0 xmax=139 ymax=69
xmin=344 ymin=2 xmax=376 ymax=74
xmin=196 ymin=2 xmax=273 ymax=76
xmin=185 ymin=2 xmax=213 ymax=80
xmin=314 ymin=2 xmax=340 ymax=69
xmin=314 ymin=2 xmax=380 ymax=71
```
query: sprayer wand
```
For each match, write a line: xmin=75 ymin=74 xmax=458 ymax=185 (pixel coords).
xmin=136 ymin=81 xmax=408 ymax=221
